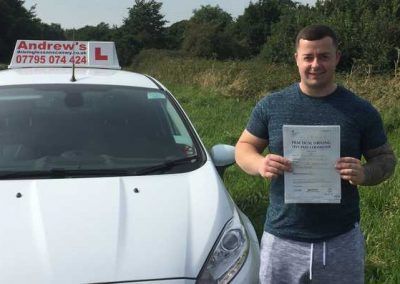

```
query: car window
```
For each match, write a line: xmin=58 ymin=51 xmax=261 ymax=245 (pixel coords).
xmin=0 ymin=84 xmax=204 ymax=176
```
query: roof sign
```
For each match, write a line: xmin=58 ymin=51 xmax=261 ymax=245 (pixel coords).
xmin=9 ymin=40 xmax=121 ymax=70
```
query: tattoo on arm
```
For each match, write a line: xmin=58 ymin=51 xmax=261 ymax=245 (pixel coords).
xmin=362 ymin=143 xmax=397 ymax=186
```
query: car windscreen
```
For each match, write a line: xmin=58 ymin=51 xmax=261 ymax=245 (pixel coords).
xmin=0 ymin=84 xmax=204 ymax=178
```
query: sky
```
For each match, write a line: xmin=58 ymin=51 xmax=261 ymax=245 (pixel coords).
xmin=23 ymin=0 xmax=317 ymax=29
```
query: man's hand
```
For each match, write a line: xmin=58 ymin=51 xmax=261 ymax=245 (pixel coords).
xmin=258 ymin=154 xmax=292 ymax=180
xmin=335 ymin=157 xmax=365 ymax=185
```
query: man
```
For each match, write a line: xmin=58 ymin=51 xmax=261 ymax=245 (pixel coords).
xmin=235 ymin=24 xmax=397 ymax=284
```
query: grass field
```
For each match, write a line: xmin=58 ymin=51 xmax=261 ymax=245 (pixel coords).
xmin=131 ymin=51 xmax=400 ymax=283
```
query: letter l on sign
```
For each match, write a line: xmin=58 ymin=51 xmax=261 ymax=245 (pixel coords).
xmin=95 ymin=47 xmax=108 ymax=60
xmin=88 ymin=42 xmax=120 ymax=69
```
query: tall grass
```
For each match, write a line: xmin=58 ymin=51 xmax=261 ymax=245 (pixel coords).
xmin=133 ymin=50 xmax=400 ymax=283
xmin=131 ymin=49 xmax=400 ymax=109
xmin=131 ymin=49 xmax=299 ymax=98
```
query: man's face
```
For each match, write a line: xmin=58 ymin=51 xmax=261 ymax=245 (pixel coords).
xmin=295 ymin=37 xmax=340 ymax=92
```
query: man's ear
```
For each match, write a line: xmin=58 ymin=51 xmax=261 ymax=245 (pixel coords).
xmin=294 ymin=52 xmax=299 ymax=66
xmin=335 ymin=51 xmax=341 ymax=65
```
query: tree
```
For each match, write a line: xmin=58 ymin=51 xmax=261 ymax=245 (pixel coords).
xmin=122 ymin=0 xmax=167 ymax=49
xmin=0 ymin=0 xmax=42 ymax=62
xmin=165 ymin=20 xmax=188 ymax=49
xmin=258 ymin=0 xmax=400 ymax=71
xmin=260 ymin=3 xmax=315 ymax=63
xmin=234 ymin=0 xmax=296 ymax=55
xmin=113 ymin=28 xmax=143 ymax=67
xmin=314 ymin=0 xmax=400 ymax=70
xmin=39 ymin=23 xmax=66 ymax=40
xmin=65 ymin=23 xmax=113 ymax=41
xmin=182 ymin=5 xmax=247 ymax=59
xmin=114 ymin=0 xmax=168 ymax=66
xmin=189 ymin=4 xmax=232 ymax=29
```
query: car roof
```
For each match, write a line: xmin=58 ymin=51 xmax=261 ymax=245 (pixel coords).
xmin=0 ymin=68 xmax=160 ymax=89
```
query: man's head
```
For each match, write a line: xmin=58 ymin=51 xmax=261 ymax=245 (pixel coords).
xmin=295 ymin=24 xmax=340 ymax=96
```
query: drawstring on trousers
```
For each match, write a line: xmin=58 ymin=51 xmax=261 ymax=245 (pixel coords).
xmin=309 ymin=241 xmax=327 ymax=280
xmin=309 ymin=243 xmax=314 ymax=280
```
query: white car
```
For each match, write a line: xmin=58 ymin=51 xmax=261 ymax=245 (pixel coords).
xmin=0 ymin=40 xmax=260 ymax=284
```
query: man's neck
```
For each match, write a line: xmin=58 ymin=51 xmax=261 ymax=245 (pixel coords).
xmin=299 ymin=82 xmax=338 ymax=97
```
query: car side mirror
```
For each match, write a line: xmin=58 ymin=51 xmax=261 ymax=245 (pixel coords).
xmin=210 ymin=144 xmax=235 ymax=177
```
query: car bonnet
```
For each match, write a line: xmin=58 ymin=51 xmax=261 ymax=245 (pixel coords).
xmin=0 ymin=161 xmax=234 ymax=284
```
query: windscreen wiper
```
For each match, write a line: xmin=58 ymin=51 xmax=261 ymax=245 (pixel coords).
xmin=134 ymin=155 xmax=200 ymax=175
xmin=0 ymin=156 xmax=199 ymax=179
xmin=0 ymin=168 xmax=71 ymax=179
xmin=0 ymin=168 xmax=138 ymax=179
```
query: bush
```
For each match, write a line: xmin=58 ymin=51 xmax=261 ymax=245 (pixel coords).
xmin=130 ymin=49 xmax=299 ymax=98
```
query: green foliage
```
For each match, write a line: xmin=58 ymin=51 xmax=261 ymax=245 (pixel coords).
xmin=113 ymin=30 xmax=143 ymax=67
xmin=190 ymin=5 xmax=233 ymax=29
xmin=65 ymin=0 xmax=169 ymax=67
xmin=182 ymin=5 xmax=233 ymax=59
xmin=259 ymin=5 xmax=313 ymax=63
xmin=0 ymin=0 xmax=66 ymax=63
xmin=259 ymin=0 xmax=400 ymax=71
xmin=122 ymin=0 xmax=167 ymax=49
xmin=182 ymin=23 xmax=246 ymax=60
xmin=234 ymin=0 xmax=296 ymax=55
xmin=65 ymin=23 xmax=113 ymax=41
xmin=182 ymin=5 xmax=248 ymax=60
xmin=39 ymin=23 xmax=66 ymax=40
xmin=2 ymin=0 xmax=400 ymax=72
xmin=165 ymin=20 xmax=188 ymax=49
xmin=315 ymin=0 xmax=400 ymax=70
xmin=0 ymin=0 xmax=39 ymax=62
xmin=114 ymin=0 xmax=168 ymax=66
xmin=131 ymin=49 xmax=298 ymax=98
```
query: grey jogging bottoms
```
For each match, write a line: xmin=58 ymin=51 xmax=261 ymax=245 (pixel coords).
xmin=259 ymin=225 xmax=365 ymax=284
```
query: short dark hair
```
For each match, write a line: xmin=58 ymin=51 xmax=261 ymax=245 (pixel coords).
xmin=295 ymin=24 xmax=338 ymax=49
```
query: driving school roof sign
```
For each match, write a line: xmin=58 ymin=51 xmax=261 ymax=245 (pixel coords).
xmin=9 ymin=40 xmax=121 ymax=70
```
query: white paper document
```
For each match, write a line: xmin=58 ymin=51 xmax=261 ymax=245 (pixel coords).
xmin=283 ymin=125 xmax=341 ymax=203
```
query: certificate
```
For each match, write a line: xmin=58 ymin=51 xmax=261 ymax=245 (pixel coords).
xmin=283 ymin=125 xmax=341 ymax=203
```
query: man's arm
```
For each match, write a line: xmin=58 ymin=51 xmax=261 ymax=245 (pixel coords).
xmin=235 ymin=130 xmax=291 ymax=179
xmin=362 ymin=142 xmax=397 ymax=185
xmin=335 ymin=142 xmax=397 ymax=186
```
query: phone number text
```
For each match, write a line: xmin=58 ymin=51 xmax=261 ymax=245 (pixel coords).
xmin=15 ymin=55 xmax=87 ymax=64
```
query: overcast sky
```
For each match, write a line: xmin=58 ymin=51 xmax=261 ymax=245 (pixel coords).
xmin=23 ymin=0 xmax=317 ymax=29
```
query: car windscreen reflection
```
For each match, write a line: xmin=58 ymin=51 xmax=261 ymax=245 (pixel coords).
xmin=0 ymin=84 xmax=204 ymax=177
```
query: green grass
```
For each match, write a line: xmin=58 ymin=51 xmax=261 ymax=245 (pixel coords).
xmin=165 ymin=82 xmax=399 ymax=284
xmin=359 ymin=120 xmax=400 ymax=283
xmin=130 ymin=49 xmax=299 ymax=99
xmin=130 ymin=49 xmax=400 ymax=107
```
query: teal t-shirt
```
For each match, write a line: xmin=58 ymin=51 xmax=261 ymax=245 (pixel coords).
xmin=246 ymin=83 xmax=387 ymax=241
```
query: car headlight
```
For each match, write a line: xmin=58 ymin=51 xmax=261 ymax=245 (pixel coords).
xmin=197 ymin=208 xmax=249 ymax=283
